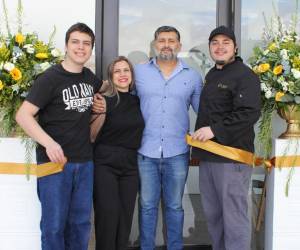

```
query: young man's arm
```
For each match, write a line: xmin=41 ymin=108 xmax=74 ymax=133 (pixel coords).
xmin=191 ymin=73 xmax=203 ymax=113
xmin=92 ymin=93 xmax=106 ymax=114
xmin=90 ymin=113 xmax=106 ymax=143
xmin=16 ymin=101 xmax=66 ymax=164
xmin=90 ymin=93 xmax=107 ymax=142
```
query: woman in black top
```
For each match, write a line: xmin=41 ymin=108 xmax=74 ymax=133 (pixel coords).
xmin=91 ymin=56 xmax=144 ymax=250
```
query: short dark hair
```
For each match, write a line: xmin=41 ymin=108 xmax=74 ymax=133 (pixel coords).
xmin=65 ymin=23 xmax=95 ymax=48
xmin=154 ymin=26 xmax=181 ymax=42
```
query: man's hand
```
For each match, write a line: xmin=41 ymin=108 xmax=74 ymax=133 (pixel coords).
xmin=93 ymin=93 xmax=106 ymax=114
xmin=45 ymin=140 xmax=67 ymax=164
xmin=192 ymin=126 xmax=214 ymax=142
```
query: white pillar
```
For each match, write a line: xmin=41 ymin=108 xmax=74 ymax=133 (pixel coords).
xmin=265 ymin=138 xmax=300 ymax=250
xmin=0 ymin=138 xmax=41 ymax=250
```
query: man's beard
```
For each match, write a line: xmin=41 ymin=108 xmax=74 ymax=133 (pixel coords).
xmin=155 ymin=47 xmax=178 ymax=61
xmin=215 ymin=55 xmax=235 ymax=67
xmin=215 ymin=60 xmax=226 ymax=65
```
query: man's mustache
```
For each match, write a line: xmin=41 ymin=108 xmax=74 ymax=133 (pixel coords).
xmin=161 ymin=47 xmax=173 ymax=52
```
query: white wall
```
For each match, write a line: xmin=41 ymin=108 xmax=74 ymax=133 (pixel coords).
xmin=0 ymin=0 xmax=95 ymax=52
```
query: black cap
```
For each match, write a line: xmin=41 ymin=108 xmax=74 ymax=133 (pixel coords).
xmin=208 ymin=26 xmax=236 ymax=45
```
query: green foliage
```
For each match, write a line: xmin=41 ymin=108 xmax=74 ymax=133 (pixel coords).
xmin=0 ymin=0 xmax=62 ymax=136
xmin=256 ymin=100 xmax=275 ymax=159
xmin=22 ymin=137 xmax=36 ymax=179
xmin=250 ymin=1 xmax=300 ymax=159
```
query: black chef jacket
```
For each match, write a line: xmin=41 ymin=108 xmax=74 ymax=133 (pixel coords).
xmin=192 ymin=57 xmax=261 ymax=163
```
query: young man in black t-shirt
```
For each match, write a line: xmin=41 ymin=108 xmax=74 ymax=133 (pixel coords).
xmin=16 ymin=23 xmax=102 ymax=250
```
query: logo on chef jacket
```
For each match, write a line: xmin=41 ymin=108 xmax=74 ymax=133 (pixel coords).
xmin=217 ymin=83 xmax=228 ymax=89
xmin=62 ymin=83 xmax=94 ymax=112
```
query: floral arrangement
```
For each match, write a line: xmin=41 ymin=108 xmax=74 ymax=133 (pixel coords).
xmin=249 ymin=3 xmax=300 ymax=159
xmin=0 ymin=0 xmax=62 ymax=136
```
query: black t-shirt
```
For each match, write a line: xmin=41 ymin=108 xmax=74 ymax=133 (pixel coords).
xmin=26 ymin=63 xmax=101 ymax=163
xmin=94 ymin=91 xmax=145 ymax=152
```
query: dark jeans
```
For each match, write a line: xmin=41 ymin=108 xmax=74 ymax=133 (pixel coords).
xmin=37 ymin=161 xmax=94 ymax=250
xmin=93 ymin=144 xmax=139 ymax=250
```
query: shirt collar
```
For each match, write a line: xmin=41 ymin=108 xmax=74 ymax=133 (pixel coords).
xmin=149 ymin=57 xmax=190 ymax=70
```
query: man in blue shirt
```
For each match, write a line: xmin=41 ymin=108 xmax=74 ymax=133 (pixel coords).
xmin=135 ymin=26 xmax=202 ymax=250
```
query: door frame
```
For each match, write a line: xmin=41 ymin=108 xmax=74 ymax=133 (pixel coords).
xmin=94 ymin=0 xmax=241 ymax=79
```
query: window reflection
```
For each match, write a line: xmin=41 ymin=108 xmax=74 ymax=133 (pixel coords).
xmin=119 ymin=0 xmax=217 ymax=247
xmin=119 ymin=0 xmax=216 ymax=76
xmin=241 ymin=0 xmax=300 ymax=61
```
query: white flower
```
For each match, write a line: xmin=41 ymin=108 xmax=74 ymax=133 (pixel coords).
xmin=40 ymin=62 xmax=51 ymax=72
xmin=265 ymin=90 xmax=273 ymax=99
xmin=21 ymin=91 xmax=28 ymax=97
xmin=23 ymin=44 xmax=35 ymax=54
xmin=278 ymin=79 xmax=289 ymax=92
xmin=27 ymin=48 xmax=34 ymax=54
xmin=51 ymin=48 xmax=61 ymax=57
xmin=263 ymin=49 xmax=269 ymax=55
xmin=280 ymin=49 xmax=289 ymax=60
xmin=11 ymin=84 xmax=20 ymax=93
xmin=3 ymin=62 xmax=15 ymax=72
xmin=277 ymin=76 xmax=284 ymax=83
xmin=282 ymin=35 xmax=293 ymax=42
xmin=291 ymin=68 xmax=300 ymax=79
xmin=261 ymin=82 xmax=268 ymax=91
xmin=288 ymin=81 xmax=296 ymax=94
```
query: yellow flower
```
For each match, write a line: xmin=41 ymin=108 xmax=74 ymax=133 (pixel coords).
xmin=35 ymin=53 xmax=49 ymax=59
xmin=9 ymin=68 xmax=22 ymax=81
xmin=15 ymin=33 xmax=25 ymax=45
xmin=0 ymin=80 xmax=4 ymax=90
xmin=257 ymin=63 xmax=270 ymax=73
xmin=273 ymin=65 xmax=283 ymax=75
xmin=275 ymin=91 xmax=285 ymax=101
xmin=268 ymin=42 xmax=277 ymax=51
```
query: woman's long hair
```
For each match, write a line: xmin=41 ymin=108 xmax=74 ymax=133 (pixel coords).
xmin=100 ymin=56 xmax=135 ymax=105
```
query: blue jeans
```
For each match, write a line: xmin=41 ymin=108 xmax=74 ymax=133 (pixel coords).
xmin=138 ymin=153 xmax=189 ymax=250
xmin=37 ymin=161 xmax=94 ymax=250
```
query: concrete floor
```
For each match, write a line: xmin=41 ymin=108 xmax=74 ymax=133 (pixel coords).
xmin=88 ymin=192 xmax=265 ymax=249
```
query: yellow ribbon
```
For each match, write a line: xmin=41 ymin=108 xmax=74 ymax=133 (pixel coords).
xmin=186 ymin=134 xmax=300 ymax=169
xmin=0 ymin=162 xmax=64 ymax=178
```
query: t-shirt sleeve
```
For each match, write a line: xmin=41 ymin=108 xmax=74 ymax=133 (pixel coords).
xmin=25 ymin=72 xmax=54 ymax=109
xmin=93 ymin=75 xmax=102 ymax=93
xmin=84 ymin=67 xmax=102 ymax=93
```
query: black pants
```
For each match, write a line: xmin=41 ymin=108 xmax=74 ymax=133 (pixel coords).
xmin=93 ymin=144 xmax=139 ymax=250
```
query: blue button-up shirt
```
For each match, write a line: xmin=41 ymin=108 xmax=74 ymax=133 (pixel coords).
xmin=135 ymin=58 xmax=202 ymax=158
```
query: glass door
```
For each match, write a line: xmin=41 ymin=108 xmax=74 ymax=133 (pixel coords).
xmin=240 ymin=0 xmax=299 ymax=143
xmin=241 ymin=0 xmax=299 ymax=61
xmin=119 ymin=0 xmax=216 ymax=76
xmin=118 ymin=0 xmax=217 ymax=247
